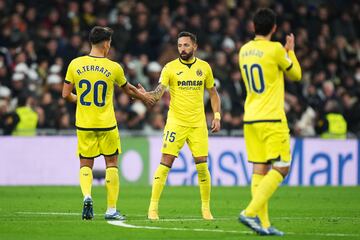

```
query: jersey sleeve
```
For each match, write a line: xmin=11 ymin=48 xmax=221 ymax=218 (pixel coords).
xmin=275 ymin=43 xmax=302 ymax=81
xmin=275 ymin=43 xmax=293 ymax=71
xmin=114 ymin=64 xmax=127 ymax=87
xmin=159 ymin=65 xmax=170 ymax=87
xmin=64 ymin=61 xmax=75 ymax=84
xmin=205 ymin=63 xmax=215 ymax=88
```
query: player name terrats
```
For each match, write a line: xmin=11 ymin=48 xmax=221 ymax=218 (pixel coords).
xmin=177 ymin=80 xmax=203 ymax=86
xmin=76 ymin=65 xmax=112 ymax=77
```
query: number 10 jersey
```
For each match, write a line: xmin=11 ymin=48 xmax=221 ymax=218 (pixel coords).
xmin=239 ymin=37 xmax=301 ymax=123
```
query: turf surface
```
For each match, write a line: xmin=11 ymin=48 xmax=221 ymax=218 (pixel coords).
xmin=0 ymin=186 xmax=359 ymax=239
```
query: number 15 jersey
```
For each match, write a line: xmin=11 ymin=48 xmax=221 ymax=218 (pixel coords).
xmin=239 ymin=37 xmax=301 ymax=122
xmin=65 ymin=55 xmax=127 ymax=129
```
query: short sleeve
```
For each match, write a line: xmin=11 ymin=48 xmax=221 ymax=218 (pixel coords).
xmin=159 ymin=65 xmax=170 ymax=87
xmin=64 ymin=61 xmax=74 ymax=84
xmin=115 ymin=64 xmax=127 ymax=87
xmin=205 ymin=63 xmax=215 ymax=89
xmin=275 ymin=43 xmax=293 ymax=71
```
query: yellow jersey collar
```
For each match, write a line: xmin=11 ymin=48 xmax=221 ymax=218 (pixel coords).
xmin=88 ymin=54 xmax=106 ymax=58
xmin=179 ymin=57 xmax=197 ymax=68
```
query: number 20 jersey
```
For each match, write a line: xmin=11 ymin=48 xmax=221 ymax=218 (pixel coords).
xmin=239 ymin=38 xmax=301 ymax=122
xmin=65 ymin=55 xmax=127 ymax=129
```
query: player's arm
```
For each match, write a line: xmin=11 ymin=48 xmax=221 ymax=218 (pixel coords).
xmin=62 ymin=82 xmax=77 ymax=103
xmin=141 ymin=64 xmax=169 ymax=102
xmin=207 ymin=86 xmax=221 ymax=133
xmin=62 ymin=61 xmax=77 ymax=103
xmin=122 ymin=82 xmax=155 ymax=107
xmin=148 ymin=84 xmax=167 ymax=102
xmin=282 ymin=33 xmax=301 ymax=81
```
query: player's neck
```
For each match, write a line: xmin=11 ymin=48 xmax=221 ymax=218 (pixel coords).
xmin=254 ymin=34 xmax=271 ymax=41
xmin=89 ymin=48 xmax=106 ymax=58
xmin=180 ymin=56 xmax=196 ymax=64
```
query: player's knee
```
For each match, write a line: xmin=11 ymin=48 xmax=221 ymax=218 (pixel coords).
xmin=253 ymin=163 xmax=270 ymax=175
xmin=105 ymin=155 xmax=118 ymax=167
xmin=194 ymin=156 xmax=207 ymax=164
xmin=272 ymin=166 xmax=289 ymax=178
xmin=80 ymin=159 xmax=94 ymax=169
xmin=161 ymin=154 xmax=176 ymax=167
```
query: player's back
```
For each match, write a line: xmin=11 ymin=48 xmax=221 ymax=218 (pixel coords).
xmin=65 ymin=55 xmax=127 ymax=129
xmin=239 ymin=38 xmax=299 ymax=122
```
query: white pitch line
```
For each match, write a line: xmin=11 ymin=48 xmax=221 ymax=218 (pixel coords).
xmin=107 ymin=220 xmax=252 ymax=234
xmin=108 ymin=220 xmax=360 ymax=237
xmin=13 ymin=212 xmax=360 ymax=237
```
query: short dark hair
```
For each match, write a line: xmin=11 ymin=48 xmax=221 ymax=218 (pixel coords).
xmin=89 ymin=26 xmax=113 ymax=45
xmin=17 ymin=94 xmax=28 ymax=107
xmin=177 ymin=31 xmax=197 ymax=43
xmin=253 ymin=8 xmax=276 ymax=36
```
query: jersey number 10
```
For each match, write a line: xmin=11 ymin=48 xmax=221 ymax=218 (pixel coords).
xmin=243 ymin=64 xmax=265 ymax=93
xmin=79 ymin=79 xmax=107 ymax=107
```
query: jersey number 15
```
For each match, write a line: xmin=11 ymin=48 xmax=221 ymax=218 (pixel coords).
xmin=79 ymin=79 xmax=107 ymax=107
xmin=243 ymin=64 xmax=265 ymax=94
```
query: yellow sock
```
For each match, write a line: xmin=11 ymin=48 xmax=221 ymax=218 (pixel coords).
xmin=149 ymin=164 xmax=170 ymax=211
xmin=105 ymin=167 xmax=119 ymax=209
xmin=251 ymin=174 xmax=270 ymax=228
xmin=245 ymin=170 xmax=283 ymax=217
xmin=79 ymin=166 xmax=93 ymax=198
xmin=196 ymin=162 xmax=211 ymax=210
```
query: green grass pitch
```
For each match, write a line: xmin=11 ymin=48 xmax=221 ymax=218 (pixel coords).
xmin=0 ymin=186 xmax=359 ymax=239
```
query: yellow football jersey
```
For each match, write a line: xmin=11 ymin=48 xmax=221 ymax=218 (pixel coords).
xmin=239 ymin=37 xmax=301 ymax=122
xmin=160 ymin=57 xmax=215 ymax=127
xmin=65 ymin=55 xmax=127 ymax=129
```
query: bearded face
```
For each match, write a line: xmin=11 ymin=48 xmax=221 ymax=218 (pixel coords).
xmin=177 ymin=36 xmax=197 ymax=61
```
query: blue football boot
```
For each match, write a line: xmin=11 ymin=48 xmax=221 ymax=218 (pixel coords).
xmin=82 ymin=197 xmax=94 ymax=220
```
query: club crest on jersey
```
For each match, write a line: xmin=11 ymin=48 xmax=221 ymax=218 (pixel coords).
xmin=196 ymin=69 xmax=203 ymax=77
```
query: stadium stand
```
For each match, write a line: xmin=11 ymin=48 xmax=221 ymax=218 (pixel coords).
xmin=0 ymin=0 xmax=359 ymax=137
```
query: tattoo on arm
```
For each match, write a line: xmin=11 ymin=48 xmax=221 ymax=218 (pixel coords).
xmin=150 ymin=84 xmax=166 ymax=101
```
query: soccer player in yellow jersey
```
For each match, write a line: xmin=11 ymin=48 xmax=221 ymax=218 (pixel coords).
xmin=238 ymin=9 xmax=301 ymax=235
xmin=62 ymin=26 xmax=154 ymax=220
xmin=143 ymin=31 xmax=221 ymax=220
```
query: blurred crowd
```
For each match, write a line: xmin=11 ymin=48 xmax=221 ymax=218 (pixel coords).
xmin=0 ymin=0 xmax=359 ymax=137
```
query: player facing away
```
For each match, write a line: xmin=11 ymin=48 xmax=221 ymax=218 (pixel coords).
xmin=62 ymin=26 xmax=154 ymax=220
xmin=238 ymin=8 xmax=301 ymax=235
xmin=143 ymin=31 xmax=221 ymax=220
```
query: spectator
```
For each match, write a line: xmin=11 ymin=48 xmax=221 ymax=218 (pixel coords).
xmin=315 ymin=100 xmax=347 ymax=139
xmin=11 ymin=94 xmax=39 ymax=136
xmin=0 ymin=0 xmax=358 ymax=137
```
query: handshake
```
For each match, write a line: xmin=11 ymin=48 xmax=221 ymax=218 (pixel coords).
xmin=135 ymin=83 xmax=163 ymax=108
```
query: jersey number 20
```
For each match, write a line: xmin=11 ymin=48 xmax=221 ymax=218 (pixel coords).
xmin=79 ymin=79 xmax=107 ymax=107
xmin=243 ymin=64 xmax=265 ymax=93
